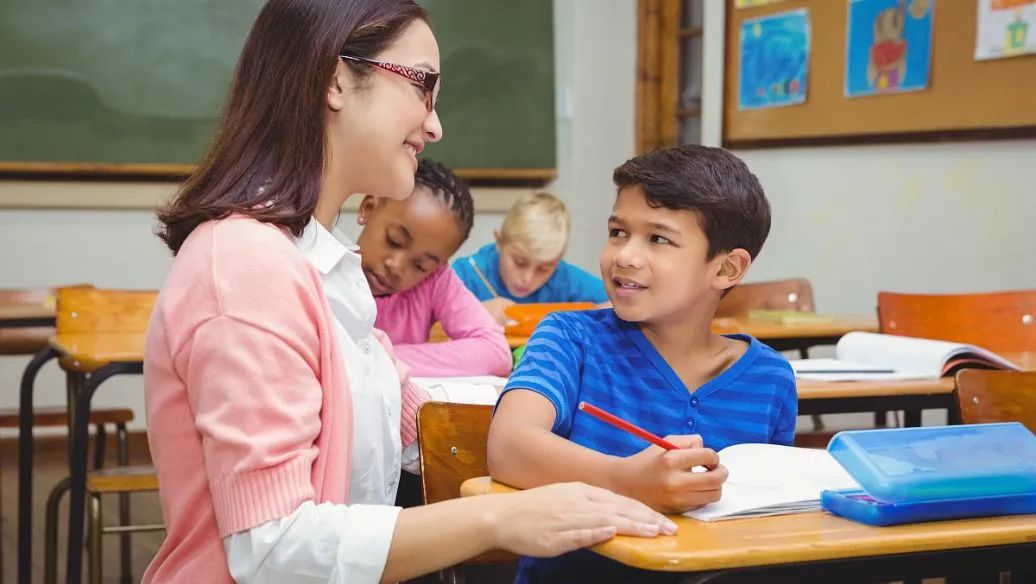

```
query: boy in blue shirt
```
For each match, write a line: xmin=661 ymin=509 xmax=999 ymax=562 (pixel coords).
xmin=452 ymin=192 xmax=609 ymax=325
xmin=488 ymin=145 xmax=797 ymax=583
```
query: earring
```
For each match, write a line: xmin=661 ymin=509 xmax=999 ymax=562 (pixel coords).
xmin=357 ymin=216 xmax=365 ymax=225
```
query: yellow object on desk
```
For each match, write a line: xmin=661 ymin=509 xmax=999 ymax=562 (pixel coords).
xmin=746 ymin=309 xmax=836 ymax=325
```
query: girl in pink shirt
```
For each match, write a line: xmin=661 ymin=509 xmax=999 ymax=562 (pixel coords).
xmin=143 ymin=1 xmax=673 ymax=582
xmin=358 ymin=158 xmax=512 ymax=377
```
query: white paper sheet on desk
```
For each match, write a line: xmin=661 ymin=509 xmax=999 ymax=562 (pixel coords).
xmin=684 ymin=443 xmax=859 ymax=521
xmin=789 ymin=358 xmax=931 ymax=382
xmin=411 ymin=376 xmax=507 ymax=405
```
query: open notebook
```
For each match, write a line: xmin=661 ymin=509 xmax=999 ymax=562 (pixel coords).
xmin=411 ymin=376 xmax=506 ymax=405
xmin=789 ymin=332 xmax=1022 ymax=382
xmin=685 ymin=443 xmax=859 ymax=521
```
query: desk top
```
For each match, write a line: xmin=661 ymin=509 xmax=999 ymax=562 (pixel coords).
xmin=0 ymin=304 xmax=56 ymax=326
xmin=797 ymin=352 xmax=1035 ymax=400
xmin=498 ymin=315 xmax=879 ymax=348
xmin=50 ymin=333 xmax=145 ymax=373
xmin=460 ymin=477 xmax=1036 ymax=572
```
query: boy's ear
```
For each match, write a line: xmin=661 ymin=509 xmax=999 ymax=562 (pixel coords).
xmin=493 ymin=228 xmax=503 ymax=246
xmin=714 ymin=249 xmax=752 ymax=293
xmin=357 ymin=195 xmax=378 ymax=225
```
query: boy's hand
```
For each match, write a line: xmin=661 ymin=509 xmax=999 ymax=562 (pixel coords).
xmin=483 ymin=297 xmax=516 ymax=325
xmin=611 ymin=435 xmax=728 ymax=514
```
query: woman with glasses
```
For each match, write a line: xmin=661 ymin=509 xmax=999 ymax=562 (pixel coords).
xmin=143 ymin=1 xmax=674 ymax=582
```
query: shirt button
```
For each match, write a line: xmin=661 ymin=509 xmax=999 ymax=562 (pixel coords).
xmin=687 ymin=419 xmax=696 ymax=429
xmin=691 ymin=397 xmax=700 ymax=408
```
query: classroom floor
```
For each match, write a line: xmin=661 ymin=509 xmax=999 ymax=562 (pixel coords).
xmin=0 ymin=434 xmax=163 ymax=584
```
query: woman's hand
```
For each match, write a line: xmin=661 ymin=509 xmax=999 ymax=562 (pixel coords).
xmin=486 ymin=482 xmax=677 ymax=557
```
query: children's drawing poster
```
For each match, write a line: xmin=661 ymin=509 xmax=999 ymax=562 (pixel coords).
xmin=975 ymin=0 xmax=1036 ymax=60
xmin=738 ymin=9 xmax=810 ymax=110
xmin=735 ymin=0 xmax=786 ymax=8
xmin=845 ymin=0 xmax=934 ymax=98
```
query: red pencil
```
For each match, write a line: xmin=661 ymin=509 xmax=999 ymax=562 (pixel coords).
xmin=577 ymin=401 xmax=680 ymax=451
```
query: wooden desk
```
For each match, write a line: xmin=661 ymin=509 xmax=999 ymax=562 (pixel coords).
xmin=461 ymin=477 xmax=1036 ymax=581
xmin=797 ymin=352 xmax=1036 ymax=427
xmin=21 ymin=333 xmax=146 ymax=584
xmin=496 ymin=315 xmax=879 ymax=350
xmin=50 ymin=332 xmax=146 ymax=373
xmin=0 ymin=304 xmax=56 ymax=329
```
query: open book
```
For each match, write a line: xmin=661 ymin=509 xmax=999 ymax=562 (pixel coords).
xmin=411 ymin=376 xmax=506 ymax=405
xmin=684 ymin=443 xmax=858 ymax=521
xmin=789 ymin=332 xmax=1022 ymax=382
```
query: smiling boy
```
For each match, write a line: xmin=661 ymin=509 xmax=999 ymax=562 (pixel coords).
xmin=488 ymin=145 xmax=797 ymax=583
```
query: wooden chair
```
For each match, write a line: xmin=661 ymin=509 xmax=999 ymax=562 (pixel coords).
xmin=717 ymin=277 xmax=816 ymax=319
xmin=417 ymin=402 xmax=516 ymax=583
xmin=878 ymin=290 xmax=1036 ymax=430
xmin=0 ymin=287 xmax=137 ymax=580
xmin=877 ymin=290 xmax=1036 ymax=353
xmin=42 ymin=287 xmax=160 ymax=584
xmin=955 ymin=370 xmax=1036 ymax=432
xmin=718 ymin=278 xmax=825 ymax=432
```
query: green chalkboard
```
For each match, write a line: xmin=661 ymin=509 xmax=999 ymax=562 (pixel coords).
xmin=0 ymin=0 xmax=555 ymax=181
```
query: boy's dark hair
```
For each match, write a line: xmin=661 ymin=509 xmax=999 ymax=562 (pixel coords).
xmin=415 ymin=158 xmax=475 ymax=242
xmin=612 ymin=145 xmax=771 ymax=260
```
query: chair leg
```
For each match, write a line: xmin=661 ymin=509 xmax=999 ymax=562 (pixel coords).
xmin=45 ymin=478 xmax=71 ymax=584
xmin=116 ymin=423 xmax=133 ymax=583
xmin=89 ymin=492 xmax=103 ymax=584
xmin=442 ymin=567 xmax=466 ymax=584
xmin=93 ymin=423 xmax=107 ymax=470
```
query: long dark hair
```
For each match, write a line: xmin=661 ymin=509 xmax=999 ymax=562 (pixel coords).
xmin=158 ymin=0 xmax=427 ymax=254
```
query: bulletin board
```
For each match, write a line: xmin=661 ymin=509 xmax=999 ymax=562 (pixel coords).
xmin=723 ymin=0 xmax=1036 ymax=147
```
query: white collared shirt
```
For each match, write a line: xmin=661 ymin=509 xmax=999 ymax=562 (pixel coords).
xmin=224 ymin=218 xmax=417 ymax=583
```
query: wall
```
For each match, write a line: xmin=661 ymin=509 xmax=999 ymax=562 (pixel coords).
xmin=701 ymin=2 xmax=1036 ymax=315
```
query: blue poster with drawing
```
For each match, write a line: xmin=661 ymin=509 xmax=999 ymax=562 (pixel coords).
xmin=845 ymin=0 xmax=934 ymax=98
xmin=738 ymin=9 xmax=810 ymax=110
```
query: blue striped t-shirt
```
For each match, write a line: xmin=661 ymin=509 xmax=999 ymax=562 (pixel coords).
xmin=500 ymin=309 xmax=798 ymax=583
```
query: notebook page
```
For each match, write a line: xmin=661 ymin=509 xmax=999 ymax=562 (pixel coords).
xmin=685 ymin=444 xmax=858 ymax=522
xmin=835 ymin=332 xmax=964 ymax=378
xmin=790 ymin=358 xmax=931 ymax=382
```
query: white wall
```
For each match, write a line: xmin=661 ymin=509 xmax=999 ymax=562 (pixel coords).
xmin=700 ymin=2 xmax=1036 ymax=316
xmin=0 ymin=3 xmax=635 ymax=430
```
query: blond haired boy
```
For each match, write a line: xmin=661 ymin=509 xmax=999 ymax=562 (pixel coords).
xmin=453 ymin=192 xmax=608 ymax=324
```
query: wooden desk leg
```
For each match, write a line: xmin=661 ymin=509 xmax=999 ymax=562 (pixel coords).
xmin=18 ymin=346 xmax=59 ymax=584
xmin=64 ymin=361 xmax=142 ymax=584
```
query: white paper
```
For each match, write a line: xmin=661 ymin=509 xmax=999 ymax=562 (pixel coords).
xmin=411 ymin=376 xmax=506 ymax=405
xmin=684 ymin=444 xmax=859 ymax=522
xmin=975 ymin=0 xmax=1036 ymax=61
xmin=790 ymin=332 xmax=1021 ymax=382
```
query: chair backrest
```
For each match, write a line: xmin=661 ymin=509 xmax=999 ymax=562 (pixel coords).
xmin=878 ymin=290 xmax=1036 ymax=353
xmin=955 ymin=369 xmax=1036 ymax=433
xmin=418 ymin=402 xmax=494 ymax=504
xmin=716 ymin=278 xmax=816 ymax=318
xmin=0 ymin=285 xmax=91 ymax=355
xmin=417 ymin=402 xmax=516 ymax=565
xmin=55 ymin=287 xmax=157 ymax=335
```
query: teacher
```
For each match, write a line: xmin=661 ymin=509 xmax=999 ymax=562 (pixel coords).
xmin=142 ymin=0 xmax=674 ymax=582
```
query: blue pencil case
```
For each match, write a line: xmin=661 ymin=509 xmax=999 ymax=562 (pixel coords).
xmin=821 ymin=423 xmax=1036 ymax=526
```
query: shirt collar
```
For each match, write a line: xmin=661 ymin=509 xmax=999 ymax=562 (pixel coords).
xmin=296 ymin=217 xmax=360 ymax=274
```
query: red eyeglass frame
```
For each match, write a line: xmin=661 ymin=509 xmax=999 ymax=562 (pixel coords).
xmin=340 ymin=54 xmax=440 ymax=112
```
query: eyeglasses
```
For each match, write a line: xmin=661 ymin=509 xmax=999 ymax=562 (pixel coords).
xmin=340 ymin=54 xmax=440 ymax=112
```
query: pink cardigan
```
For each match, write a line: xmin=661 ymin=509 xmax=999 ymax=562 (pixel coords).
xmin=374 ymin=267 xmax=512 ymax=377
xmin=143 ymin=216 xmax=427 ymax=583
